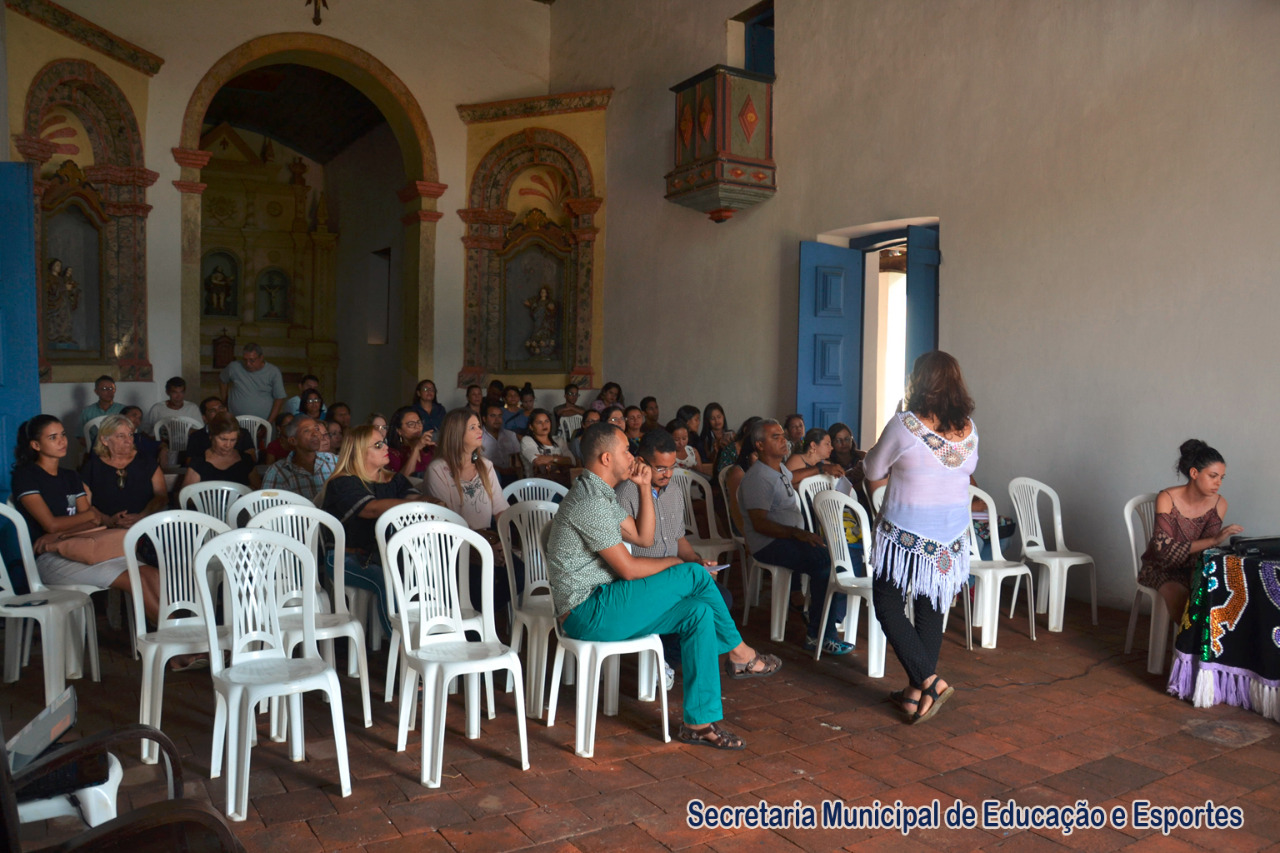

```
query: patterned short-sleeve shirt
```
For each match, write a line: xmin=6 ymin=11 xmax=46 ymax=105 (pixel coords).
xmin=546 ymin=469 xmax=626 ymax=616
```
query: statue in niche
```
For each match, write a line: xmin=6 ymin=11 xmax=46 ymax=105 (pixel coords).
xmin=205 ymin=265 xmax=233 ymax=313
xmin=44 ymin=258 xmax=81 ymax=349
xmin=201 ymin=250 xmax=239 ymax=317
xmin=256 ymin=268 xmax=290 ymax=321
xmin=523 ymin=286 xmax=559 ymax=357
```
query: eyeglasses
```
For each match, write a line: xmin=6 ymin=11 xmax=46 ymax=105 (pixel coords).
xmin=402 ymin=420 xmax=422 ymax=428
xmin=779 ymin=470 xmax=795 ymax=498
xmin=370 ymin=440 xmax=387 ymax=449
xmin=375 ymin=424 xmax=387 ymax=432
xmin=652 ymin=466 xmax=676 ymax=475
xmin=97 ymin=385 xmax=115 ymax=392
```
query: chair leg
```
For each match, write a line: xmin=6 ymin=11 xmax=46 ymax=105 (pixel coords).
xmin=509 ymin=660 xmax=530 ymax=771
xmin=288 ymin=693 xmax=305 ymax=762
xmin=814 ymin=593 xmax=835 ymax=661
xmin=769 ymin=567 xmax=792 ymax=642
xmin=575 ymin=647 xmax=599 ymax=758
xmin=232 ymin=692 xmax=253 ymax=821
xmin=1124 ymin=593 xmax=1142 ymax=654
xmin=384 ymin=628 xmax=401 ymax=702
xmin=425 ymin=668 xmax=448 ymax=788
xmin=866 ymin=602 xmax=887 ymax=677
xmin=396 ymin=667 xmax=419 ymax=751
xmin=602 ymin=654 xmax=621 ymax=716
xmin=1024 ymin=574 xmax=1037 ymax=640
xmin=326 ymin=672 xmax=352 ymax=797
xmin=142 ymin=649 xmax=169 ymax=764
xmin=3 ymin=618 xmax=22 ymax=683
xmin=507 ymin=619 xmax=525 ymax=694
xmin=465 ymin=673 xmax=481 ymax=739
xmin=349 ymin=630 xmax=372 ymax=727
xmin=1046 ymin=564 xmax=1068 ymax=633
xmin=37 ymin=614 xmax=66 ymax=706
xmin=546 ymin=645 xmax=565 ymax=726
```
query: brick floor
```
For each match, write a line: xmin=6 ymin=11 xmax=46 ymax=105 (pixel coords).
xmin=6 ymin=580 xmax=1277 ymax=852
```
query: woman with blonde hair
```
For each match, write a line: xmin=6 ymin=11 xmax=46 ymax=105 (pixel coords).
xmin=81 ymin=414 xmax=167 ymax=529
xmin=321 ymin=425 xmax=433 ymax=636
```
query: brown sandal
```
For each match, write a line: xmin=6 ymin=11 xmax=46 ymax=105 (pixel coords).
xmin=678 ymin=722 xmax=746 ymax=750
xmin=725 ymin=652 xmax=782 ymax=679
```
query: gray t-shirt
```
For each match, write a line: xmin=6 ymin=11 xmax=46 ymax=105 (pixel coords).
xmin=220 ymin=360 xmax=285 ymax=420
xmin=738 ymin=461 xmax=803 ymax=554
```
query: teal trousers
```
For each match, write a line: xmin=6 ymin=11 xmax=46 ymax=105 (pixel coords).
xmin=563 ymin=562 xmax=742 ymax=725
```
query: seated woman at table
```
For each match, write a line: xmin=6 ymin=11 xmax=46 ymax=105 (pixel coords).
xmin=1139 ymin=439 xmax=1243 ymax=622
xmin=81 ymin=415 xmax=168 ymax=528
xmin=181 ymin=413 xmax=261 ymax=491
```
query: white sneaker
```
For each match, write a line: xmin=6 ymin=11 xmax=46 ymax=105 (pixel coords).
xmin=663 ymin=664 xmax=676 ymax=691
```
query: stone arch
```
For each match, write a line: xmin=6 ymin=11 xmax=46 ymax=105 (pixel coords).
xmin=175 ymin=32 xmax=442 ymax=387
xmin=459 ymin=128 xmax=602 ymax=387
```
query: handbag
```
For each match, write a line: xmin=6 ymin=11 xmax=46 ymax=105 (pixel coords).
xmin=35 ymin=527 xmax=128 ymax=564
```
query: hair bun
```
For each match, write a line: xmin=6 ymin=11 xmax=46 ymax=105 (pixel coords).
xmin=1175 ymin=438 xmax=1224 ymax=479
xmin=1179 ymin=439 xmax=1207 ymax=456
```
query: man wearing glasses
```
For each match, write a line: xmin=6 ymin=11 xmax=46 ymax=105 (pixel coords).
xmin=80 ymin=375 xmax=125 ymax=446
xmin=739 ymin=419 xmax=851 ymax=655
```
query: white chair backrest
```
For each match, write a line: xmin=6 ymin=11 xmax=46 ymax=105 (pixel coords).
xmin=672 ymin=468 xmax=724 ymax=541
xmin=236 ymin=414 xmax=273 ymax=448
xmin=813 ymin=490 xmax=871 ymax=578
xmin=385 ymin=522 xmax=497 ymax=650
xmin=83 ymin=415 xmax=109 ymax=448
xmin=248 ymin=504 xmax=346 ymax=613
xmin=557 ymin=414 xmax=582 ymax=442
xmin=797 ymin=474 xmax=838 ymax=533
xmin=179 ymin=481 xmax=252 ymax=523
xmin=1124 ymin=492 xmax=1158 ymax=582
xmin=497 ymin=500 xmax=559 ymax=606
xmin=124 ymin=510 xmax=230 ymax=633
xmin=1009 ymin=476 xmax=1067 ymax=553
xmin=870 ymin=484 xmax=887 ymax=514
xmin=227 ymin=489 xmax=313 ymax=528
xmin=0 ymin=502 xmax=44 ymax=597
xmin=502 ymin=477 xmax=568 ymax=504
xmin=715 ymin=463 xmax=744 ymax=543
xmin=153 ymin=416 xmax=202 ymax=452
xmin=193 ymin=529 xmax=318 ymax=673
xmin=373 ymin=502 xmax=468 ymax=574
xmin=968 ymin=485 xmax=1007 ymax=561
xmin=668 ymin=469 xmax=701 ymax=539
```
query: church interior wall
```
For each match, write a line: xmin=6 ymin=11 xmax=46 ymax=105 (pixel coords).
xmin=549 ymin=0 xmax=1280 ymax=609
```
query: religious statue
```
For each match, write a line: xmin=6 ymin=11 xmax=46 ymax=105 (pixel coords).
xmin=258 ymin=269 xmax=289 ymax=320
xmin=44 ymin=258 xmax=81 ymax=349
xmin=523 ymin=286 xmax=559 ymax=357
xmin=205 ymin=264 xmax=235 ymax=314
xmin=288 ymin=156 xmax=308 ymax=187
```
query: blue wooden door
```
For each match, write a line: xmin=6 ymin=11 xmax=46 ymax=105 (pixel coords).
xmin=905 ymin=223 xmax=940 ymax=369
xmin=797 ymin=241 xmax=865 ymax=440
xmin=0 ymin=163 xmax=41 ymax=502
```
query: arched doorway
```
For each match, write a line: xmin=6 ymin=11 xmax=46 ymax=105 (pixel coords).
xmin=175 ymin=33 xmax=441 ymax=403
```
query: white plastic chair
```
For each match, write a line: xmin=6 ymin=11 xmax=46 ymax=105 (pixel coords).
xmin=715 ymin=465 xmax=755 ymax=618
xmin=0 ymin=503 xmax=100 ymax=705
xmin=124 ymin=511 xmax=231 ymax=764
xmin=812 ymin=491 xmax=885 ymax=676
xmin=235 ymin=414 xmax=273 ymax=449
xmin=83 ymin=415 xmax=110 ymax=448
xmin=153 ymin=416 xmax=202 ymax=457
xmin=179 ymin=481 xmax=252 ymax=524
xmin=502 ymin=478 xmax=568 ymax=504
xmin=734 ymin=476 xmax=795 ymax=642
xmin=384 ymin=522 xmax=529 ymax=787
xmin=16 ymin=752 xmax=123 ymax=828
xmin=968 ymin=486 xmax=1036 ymax=649
xmin=1008 ymin=477 xmax=1097 ymax=633
xmin=796 ymin=474 xmax=839 ymax=533
xmin=557 ymin=414 xmax=582 ymax=444
xmin=670 ymin=469 xmax=735 ymax=565
xmin=247 ymin=505 xmax=372 ymax=729
xmin=1124 ymin=493 xmax=1173 ymax=674
xmin=227 ymin=489 xmax=313 ymax=528
xmin=193 ymin=529 xmax=351 ymax=821
xmin=497 ymin=500 xmax=559 ymax=718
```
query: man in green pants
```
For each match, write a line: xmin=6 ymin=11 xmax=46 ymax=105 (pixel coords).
xmin=546 ymin=422 xmax=781 ymax=751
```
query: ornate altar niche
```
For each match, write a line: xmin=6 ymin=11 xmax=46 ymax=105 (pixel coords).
xmin=14 ymin=58 xmax=158 ymax=382
xmin=456 ymin=90 xmax=610 ymax=390
xmin=197 ymin=124 xmax=338 ymax=397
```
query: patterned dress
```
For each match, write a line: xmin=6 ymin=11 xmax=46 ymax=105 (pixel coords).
xmin=1138 ymin=493 xmax=1222 ymax=590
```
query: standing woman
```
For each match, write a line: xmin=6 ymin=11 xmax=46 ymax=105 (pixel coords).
xmin=520 ymin=409 xmax=573 ymax=478
xmin=387 ymin=405 xmax=434 ymax=477
xmin=322 ymin=425 xmax=432 ymax=638
xmin=10 ymin=415 xmax=161 ymax=619
xmin=181 ymin=413 xmax=261 ymax=490
xmin=864 ymin=351 xmax=977 ymax=725
xmin=1139 ymin=440 xmax=1241 ymax=623
xmin=80 ymin=415 xmax=167 ymax=528
xmin=411 ymin=379 xmax=447 ymax=439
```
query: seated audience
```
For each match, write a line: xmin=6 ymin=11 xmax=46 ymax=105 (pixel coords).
xmin=520 ymin=409 xmax=573 ymax=478
xmin=640 ymin=396 xmax=660 ymax=433
xmin=724 ymin=417 xmax=762 ymax=537
xmin=591 ymin=381 xmax=623 ymax=412
xmin=80 ymin=414 xmax=167 ymax=528
xmin=144 ymin=376 xmax=201 ymax=431
xmin=480 ymin=400 xmax=522 ymax=484
xmin=486 ymin=379 xmax=506 ymax=407
xmin=80 ymin=375 xmax=124 ymax=445
xmin=519 ymin=384 xmax=537 ymax=426
xmin=10 ymin=415 xmax=160 ymax=620
xmin=601 ymin=405 xmax=625 ymax=430
xmin=411 ymin=378 xmax=447 ymax=438
xmin=464 ymin=384 xmax=484 ymax=417
xmin=298 ymin=389 xmax=326 ymax=423
xmin=326 ymin=402 xmax=352 ymax=429
xmin=283 ymin=374 xmax=322 ymax=418
xmin=186 ymin=396 xmax=256 ymax=461
xmin=502 ymin=385 xmax=529 ymax=433
xmin=387 ymin=405 xmax=434 ymax=477
xmin=368 ymin=412 xmax=388 ymax=436
xmin=569 ymin=408 xmax=601 ymax=464
xmin=783 ymin=413 xmax=806 ymax=456
xmin=1140 ymin=439 xmax=1242 ymax=622
xmin=554 ymin=383 xmax=585 ymax=424
xmin=264 ymin=412 xmax=295 ymax=464
xmin=546 ymin=422 xmax=779 ymax=751
xmin=675 ymin=405 xmax=702 ymax=437
xmin=666 ymin=418 xmax=703 ymax=470
xmin=427 ymin=409 xmax=510 ymax=530
xmin=623 ymin=406 xmax=645 ymax=452
xmin=181 ymin=413 xmax=261 ymax=490
xmin=785 ymin=427 xmax=844 ymax=484
xmin=322 ymin=425 xmax=432 ymax=638
xmin=262 ymin=417 xmax=336 ymax=501
xmin=120 ymin=405 xmax=166 ymax=466
xmin=739 ymin=418 xmax=849 ymax=655
xmin=828 ymin=422 xmax=865 ymax=479
xmin=701 ymin=403 xmax=733 ymax=469
xmin=324 ymin=419 xmax=343 ymax=452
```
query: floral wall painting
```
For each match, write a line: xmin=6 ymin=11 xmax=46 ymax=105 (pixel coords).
xmin=201 ymin=250 xmax=240 ymax=317
xmin=255 ymin=267 xmax=291 ymax=322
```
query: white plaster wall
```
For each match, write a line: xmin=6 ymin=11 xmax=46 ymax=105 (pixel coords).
xmin=550 ymin=0 xmax=1280 ymax=609
xmin=35 ymin=0 xmax=551 ymax=436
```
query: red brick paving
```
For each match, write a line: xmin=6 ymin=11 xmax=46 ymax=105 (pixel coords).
xmin=6 ymin=584 xmax=1278 ymax=851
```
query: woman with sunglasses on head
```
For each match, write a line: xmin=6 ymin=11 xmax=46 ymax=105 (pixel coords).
xmin=411 ymin=378 xmax=447 ymax=438
xmin=10 ymin=415 xmax=161 ymax=620
xmin=321 ymin=425 xmax=437 ymax=638
xmin=80 ymin=414 xmax=167 ymax=530
xmin=387 ymin=405 xmax=435 ymax=477
xmin=181 ymin=412 xmax=261 ymax=490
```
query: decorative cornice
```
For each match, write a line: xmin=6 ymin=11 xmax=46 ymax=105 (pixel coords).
xmin=103 ymin=201 xmax=153 ymax=217
xmin=172 ymin=147 xmax=212 ymax=169
xmin=400 ymin=210 xmax=443 ymax=225
xmin=457 ymin=88 xmax=613 ymax=125
xmin=84 ymin=164 xmax=158 ymax=187
xmin=457 ymin=208 xmax=516 ymax=226
xmin=396 ymin=181 xmax=448 ymax=203
xmin=5 ymin=0 xmax=164 ymax=76
xmin=12 ymin=134 xmax=56 ymax=164
xmin=172 ymin=180 xmax=207 ymax=195
xmin=571 ymin=227 xmax=599 ymax=243
xmin=461 ymin=236 xmax=504 ymax=251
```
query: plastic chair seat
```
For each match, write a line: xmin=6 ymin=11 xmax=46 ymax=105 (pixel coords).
xmin=216 ymin=657 xmax=333 ymax=687
xmin=970 ymin=486 xmax=1037 ymax=649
